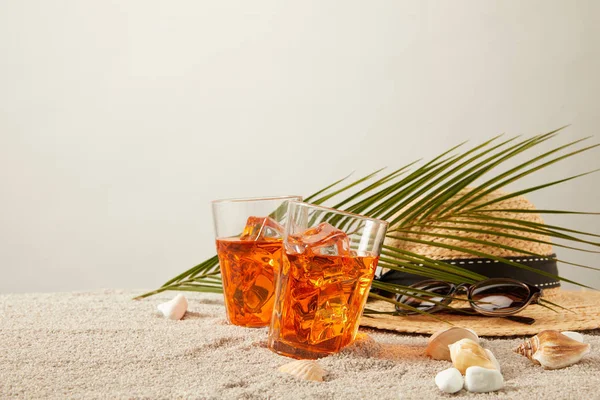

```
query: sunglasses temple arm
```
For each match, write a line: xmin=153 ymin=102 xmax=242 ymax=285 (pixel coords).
xmin=503 ymin=315 xmax=536 ymax=325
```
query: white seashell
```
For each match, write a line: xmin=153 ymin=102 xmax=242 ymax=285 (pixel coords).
xmin=278 ymin=360 xmax=325 ymax=382
xmin=561 ymin=331 xmax=584 ymax=343
xmin=434 ymin=368 xmax=463 ymax=394
xmin=484 ymin=349 xmax=501 ymax=373
xmin=449 ymin=338 xmax=496 ymax=374
xmin=515 ymin=330 xmax=590 ymax=369
xmin=157 ymin=294 xmax=188 ymax=320
xmin=464 ymin=366 xmax=504 ymax=393
xmin=426 ymin=327 xmax=480 ymax=361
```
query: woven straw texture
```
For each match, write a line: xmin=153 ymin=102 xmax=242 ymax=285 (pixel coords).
xmin=384 ymin=188 xmax=553 ymax=260
xmin=360 ymin=290 xmax=600 ymax=336
xmin=369 ymin=189 xmax=600 ymax=335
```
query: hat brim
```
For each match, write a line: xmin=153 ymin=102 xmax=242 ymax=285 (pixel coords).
xmin=360 ymin=290 xmax=600 ymax=336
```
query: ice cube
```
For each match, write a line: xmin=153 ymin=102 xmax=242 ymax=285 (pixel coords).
xmin=291 ymin=282 xmax=319 ymax=315
xmin=292 ymin=304 xmax=315 ymax=343
xmin=310 ymin=301 xmax=348 ymax=344
xmin=243 ymin=273 xmax=273 ymax=312
xmin=238 ymin=259 xmax=263 ymax=291
xmin=308 ymin=282 xmax=348 ymax=344
xmin=240 ymin=216 xmax=284 ymax=241
xmin=322 ymin=262 xmax=344 ymax=281
xmin=289 ymin=222 xmax=350 ymax=256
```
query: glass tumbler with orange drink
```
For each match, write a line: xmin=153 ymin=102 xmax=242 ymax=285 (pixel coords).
xmin=268 ymin=201 xmax=388 ymax=358
xmin=212 ymin=196 xmax=301 ymax=327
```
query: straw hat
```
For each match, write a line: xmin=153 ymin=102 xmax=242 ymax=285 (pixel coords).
xmin=361 ymin=189 xmax=600 ymax=336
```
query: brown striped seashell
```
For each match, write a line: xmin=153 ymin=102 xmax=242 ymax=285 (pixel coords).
xmin=515 ymin=330 xmax=591 ymax=369
xmin=426 ymin=327 xmax=480 ymax=360
xmin=449 ymin=338 xmax=497 ymax=375
xmin=278 ymin=360 xmax=326 ymax=382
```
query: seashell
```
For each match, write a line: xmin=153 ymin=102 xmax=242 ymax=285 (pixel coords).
xmin=561 ymin=331 xmax=584 ymax=343
xmin=434 ymin=367 xmax=463 ymax=394
xmin=449 ymin=338 xmax=496 ymax=374
xmin=278 ymin=360 xmax=326 ymax=382
xmin=464 ymin=366 xmax=504 ymax=393
xmin=515 ymin=330 xmax=591 ymax=370
xmin=426 ymin=327 xmax=480 ymax=361
xmin=484 ymin=349 xmax=501 ymax=373
xmin=157 ymin=294 xmax=188 ymax=320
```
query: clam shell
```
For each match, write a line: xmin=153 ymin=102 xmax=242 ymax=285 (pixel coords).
xmin=278 ymin=360 xmax=326 ymax=382
xmin=449 ymin=338 xmax=496 ymax=374
xmin=515 ymin=330 xmax=591 ymax=370
xmin=426 ymin=327 xmax=480 ymax=360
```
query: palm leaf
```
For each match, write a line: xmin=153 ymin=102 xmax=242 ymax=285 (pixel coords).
xmin=468 ymin=209 xmax=600 ymax=215
xmin=390 ymin=134 xmax=553 ymax=226
xmin=134 ymin=128 xmax=600 ymax=318
xmin=450 ymin=141 xmax=599 ymax=213
xmin=394 ymin=224 xmax=600 ymax=254
xmin=459 ymin=214 xmax=600 ymax=240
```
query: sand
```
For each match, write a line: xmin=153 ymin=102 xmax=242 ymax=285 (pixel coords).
xmin=1 ymin=290 xmax=599 ymax=399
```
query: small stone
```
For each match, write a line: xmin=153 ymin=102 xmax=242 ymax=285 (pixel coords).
xmin=434 ymin=368 xmax=463 ymax=394
xmin=464 ymin=366 xmax=504 ymax=393
xmin=561 ymin=331 xmax=584 ymax=343
xmin=157 ymin=294 xmax=188 ymax=320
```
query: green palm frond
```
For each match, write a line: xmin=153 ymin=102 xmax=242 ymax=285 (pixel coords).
xmin=134 ymin=129 xmax=600 ymax=312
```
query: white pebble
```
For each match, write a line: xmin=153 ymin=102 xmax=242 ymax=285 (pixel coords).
xmin=464 ymin=366 xmax=504 ymax=393
xmin=435 ymin=367 xmax=463 ymax=394
xmin=157 ymin=294 xmax=188 ymax=320
xmin=561 ymin=331 xmax=584 ymax=343
xmin=485 ymin=348 xmax=501 ymax=373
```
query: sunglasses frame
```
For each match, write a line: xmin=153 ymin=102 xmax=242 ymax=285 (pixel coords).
xmin=394 ymin=278 xmax=543 ymax=317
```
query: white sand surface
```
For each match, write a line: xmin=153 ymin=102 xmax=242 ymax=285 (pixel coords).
xmin=1 ymin=290 xmax=599 ymax=399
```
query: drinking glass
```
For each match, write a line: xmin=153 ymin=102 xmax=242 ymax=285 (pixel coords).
xmin=268 ymin=201 xmax=388 ymax=358
xmin=212 ymin=195 xmax=302 ymax=327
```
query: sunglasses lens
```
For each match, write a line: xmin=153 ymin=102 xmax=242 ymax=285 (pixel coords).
xmin=470 ymin=281 xmax=530 ymax=313
xmin=397 ymin=281 xmax=453 ymax=311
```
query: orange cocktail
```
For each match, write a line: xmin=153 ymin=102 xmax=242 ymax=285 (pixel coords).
xmin=212 ymin=196 xmax=301 ymax=328
xmin=216 ymin=233 xmax=282 ymax=327
xmin=268 ymin=207 xmax=388 ymax=359
xmin=272 ymin=249 xmax=378 ymax=354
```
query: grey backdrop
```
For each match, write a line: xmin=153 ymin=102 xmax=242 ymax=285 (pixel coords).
xmin=1 ymin=0 xmax=599 ymax=293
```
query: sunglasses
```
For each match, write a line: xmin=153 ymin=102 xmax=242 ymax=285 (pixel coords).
xmin=394 ymin=278 xmax=542 ymax=318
